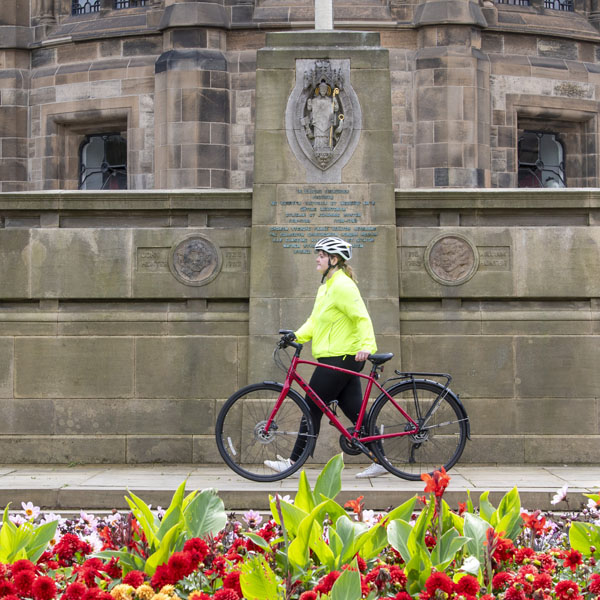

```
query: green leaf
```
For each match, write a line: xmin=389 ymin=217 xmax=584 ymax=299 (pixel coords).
xmin=144 ymin=523 xmax=182 ymax=575
xmin=294 ymin=471 xmax=315 ymax=514
xmin=387 ymin=519 xmax=414 ymax=563
xmin=240 ymin=555 xmax=282 ymax=600
xmin=244 ymin=532 xmax=272 ymax=552
xmin=314 ymin=453 xmax=344 ymax=502
xmin=355 ymin=522 xmax=389 ymax=561
xmin=431 ymin=529 xmax=469 ymax=571
xmin=569 ymin=521 xmax=600 ymax=556
xmin=463 ymin=513 xmax=489 ymax=565
xmin=384 ymin=496 xmax=417 ymax=525
xmin=269 ymin=496 xmax=306 ymax=538
xmin=331 ymin=558 xmax=362 ymax=600
xmin=183 ymin=488 xmax=227 ymax=539
xmin=25 ymin=520 xmax=58 ymax=563
xmin=493 ymin=487 xmax=522 ymax=540
xmin=478 ymin=491 xmax=495 ymax=524
xmin=125 ymin=492 xmax=160 ymax=549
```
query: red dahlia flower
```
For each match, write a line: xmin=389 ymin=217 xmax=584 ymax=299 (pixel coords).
xmin=183 ymin=538 xmax=209 ymax=564
xmin=12 ymin=559 xmax=36 ymax=573
xmin=555 ymin=580 xmax=582 ymax=600
xmin=63 ymin=582 xmax=87 ymax=600
xmin=223 ymin=571 xmax=242 ymax=596
xmin=299 ymin=593 xmax=317 ymax=600
xmin=589 ymin=573 xmax=600 ymax=594
xmin=150 ymin=564 xmax=174 ymax=589
xmin=563 ymin=549 xmax=583 ymax=572
xmin=492 ymin=571 xmax=514 ymax=591
xmin=32 ymin=575 xmax=58 ymax=600
xmin=504 ymin=585 xmax=526 ymax=600
xmin=314 ymin=571 xmax=341 ymax=594
xmin=395 ymin=593 xmax=412 ymax=600
xmin=14 ymin=569 xmax=36 ymax=595
xmin=122 ymin=570 xmax=145 ymax=588
xmin=213 ymin=589 xmax=239 ymax=600
xmin=455 ymin=575 xmax=480 ymax=596
xmin=425 ymin=571 xmax=454 ymax=596
xmin=167 ymin=551 xmax=194 ymax=581
xmin=0 ymin=581 xmax=17 ymax=597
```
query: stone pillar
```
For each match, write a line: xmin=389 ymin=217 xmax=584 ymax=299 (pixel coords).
xmin=413 ymin=0 xmax=491 ymax=187
xmin=0 ymin=0 xmax=29 ymax=191
xmin=154 ymin=3 xmax=231 ymax=188
xmin=249 ymin=31 xmax=400 ymax=381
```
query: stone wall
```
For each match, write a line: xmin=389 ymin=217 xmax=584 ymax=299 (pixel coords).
xmin=0 ymin=189 xmax=598 ymax=464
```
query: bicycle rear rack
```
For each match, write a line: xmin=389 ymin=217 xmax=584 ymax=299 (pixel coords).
xmin=385 ymin=371 xmax=453 ymax=388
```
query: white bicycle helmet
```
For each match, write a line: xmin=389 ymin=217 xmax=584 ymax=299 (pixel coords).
xmin=314 ymin=237 xmax=352 ymax=261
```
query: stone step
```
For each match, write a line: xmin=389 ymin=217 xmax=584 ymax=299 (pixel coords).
xmin=1 ymin=463 xmax=598 ymax=513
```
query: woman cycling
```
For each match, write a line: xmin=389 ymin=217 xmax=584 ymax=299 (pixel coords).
xmin=264 ymin=236 xmax=388 ymax=479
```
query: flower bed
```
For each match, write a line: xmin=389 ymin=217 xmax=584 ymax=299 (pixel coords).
xmin=1 ymin=456 xmax=599 ymax=600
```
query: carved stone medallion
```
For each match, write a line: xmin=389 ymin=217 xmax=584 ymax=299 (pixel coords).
xmin=285 ymin=59 xmax=362 ymax=183
xmin=425 ymin=234 xmax=479 ymax=286
xmin=169 ymin=235 xmax=222 ymax=286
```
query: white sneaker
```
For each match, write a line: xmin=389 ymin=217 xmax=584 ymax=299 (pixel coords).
xmin=264 ymin=455 xmax=293 ymax=473
xmin=356 ymin=463 xmax=389 ymax=479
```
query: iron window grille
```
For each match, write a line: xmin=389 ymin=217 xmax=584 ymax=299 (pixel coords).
xmin=72 ymin=0 xmax=100 ymax=14
xmin=518 ymin=131 xmax=566 ymax=188
xmin=496 ymin=0 xmax=531 ymax=5
xmin=114 ymin=0 xmax=148 ymax=8
xmin=79 ymin=133 xmax=127 ymax=190
xmin=544 ymin=0 xmax=574 ymax=9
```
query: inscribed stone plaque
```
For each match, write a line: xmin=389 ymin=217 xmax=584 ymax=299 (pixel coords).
xmin=169 ymin=235 xmax=222 ymax=286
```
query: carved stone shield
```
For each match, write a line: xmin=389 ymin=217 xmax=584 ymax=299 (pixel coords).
xmin=286 ymin=59 xmax=362 ymax=183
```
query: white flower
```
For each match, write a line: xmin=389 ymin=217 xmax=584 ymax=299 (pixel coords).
xmin=107 ymin=512 xmax=122 ymax=525
xmin=40 ymin=512 xmax=62 ymax=525
xmin=361 ymin=509 xmax=377 ymax=526
xmin=587 ymin=498 xmax=600 ymax=512
xmin=10 ymin=513 xmax=26 ymax=526
xmin=80 ymin=511 xmax=98 ymax=527
xmin=461 ymin=556 xmax=481 ymax=574
xmin=243 ymin=509 xmax=263 ymax=527
xmin=21 ymin=501 xmax=40 ymax=520
xmin=550 ymin=484 xmax=569 ymax=505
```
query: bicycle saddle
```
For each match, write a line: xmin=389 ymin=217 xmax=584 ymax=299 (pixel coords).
xmin=368 ymin=353 xmax=394 ymax=365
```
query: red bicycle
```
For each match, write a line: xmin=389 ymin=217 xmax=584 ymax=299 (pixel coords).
xmin=215 ymin=330 xmax=470 ymax=482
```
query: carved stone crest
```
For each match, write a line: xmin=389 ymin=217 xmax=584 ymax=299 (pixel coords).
xmin=286 ymin=59 xmax=362 ymax=183
xmin=425 ymin=234 xmax=479 ymax=286
xmin=169 ymin=235 xmax=222 ymax=286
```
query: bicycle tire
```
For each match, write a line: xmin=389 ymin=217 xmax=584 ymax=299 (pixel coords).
xmin=367 ymin=380 xmax=468 ymax=481
xmin=215 ymin=382 xmax=317 ymax=482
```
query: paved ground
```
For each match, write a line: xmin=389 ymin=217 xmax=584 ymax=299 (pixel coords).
xmin=1 ymin=463 xmax=599 ymax=513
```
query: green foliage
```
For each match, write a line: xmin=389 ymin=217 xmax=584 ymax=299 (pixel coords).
xmin=97 ymin=480 xmax=226 ymax=576
xmin=0 ymin=505 xmax=58 ymax=564
xmin=387 ymin=497 xmax=470 ymax=596
xmin=569 ymin=521 xmax=600 ymax=557
xmin=240 ymin=554 xmax=285 ymax=600
xmin=474 ymin=487 xmax=522 ymax=541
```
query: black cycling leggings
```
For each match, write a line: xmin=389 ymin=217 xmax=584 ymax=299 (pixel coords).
xmin=290 ymin=355 xmax=365 ymax=462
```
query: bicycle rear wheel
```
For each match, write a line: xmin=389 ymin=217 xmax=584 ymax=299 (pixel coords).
xmin=215 ymin=382 xmax=316 ymax=482
xmin=367 ymin=380 xmax=468 ymax=481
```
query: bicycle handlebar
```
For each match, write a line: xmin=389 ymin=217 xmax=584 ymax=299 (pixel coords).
xmin=277 ymin=329 xmax=302 ymax=350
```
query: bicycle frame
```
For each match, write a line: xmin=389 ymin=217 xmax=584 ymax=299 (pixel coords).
xmin=264 ymin=343 xmax=421 ymax=447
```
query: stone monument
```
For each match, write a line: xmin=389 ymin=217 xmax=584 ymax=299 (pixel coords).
xmin=248 ymin=7 xmax=401 ymax=449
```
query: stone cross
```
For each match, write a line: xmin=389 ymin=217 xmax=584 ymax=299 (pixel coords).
xmin=315 ymin=0 xmax=333 ymax=29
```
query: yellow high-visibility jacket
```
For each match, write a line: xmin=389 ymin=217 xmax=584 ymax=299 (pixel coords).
xmin=295 ymin=269 xmax=377 ymax=358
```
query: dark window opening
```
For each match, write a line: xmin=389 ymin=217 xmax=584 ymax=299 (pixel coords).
xmin=79 ymin=133 xmax=127 ymax=190
xmin=518 ymin=132 xmax=566 ymax=188
xmin=544 ymin=0 xmax=574 ymax=9
xmin=496 ymin=0 xmax=531 ymax=5
xmin=71 ymin=0 xmax=100 ymax=15
xmin=114 ymin=0 xmax=148 ymax=8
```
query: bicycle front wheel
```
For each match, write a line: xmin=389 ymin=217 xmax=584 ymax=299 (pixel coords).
xmin=215 ymin=382 xmax=316 ymax=482
xmin=367 ymin=380 xmax=468 ymax=481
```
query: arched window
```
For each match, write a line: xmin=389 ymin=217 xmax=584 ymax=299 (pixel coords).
xmin=518 ymin=132 xmax=566 ymax=188
xmin=79 ymin=133 xmax=127 ymax=190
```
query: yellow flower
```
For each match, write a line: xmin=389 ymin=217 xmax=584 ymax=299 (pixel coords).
xmin=111 ymin=584 xmax=134 ymax=600
xmin=135 ymin=585 xmax=155 ymax=600
xmin=159 ymin=586 xmax=175 ymax=596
